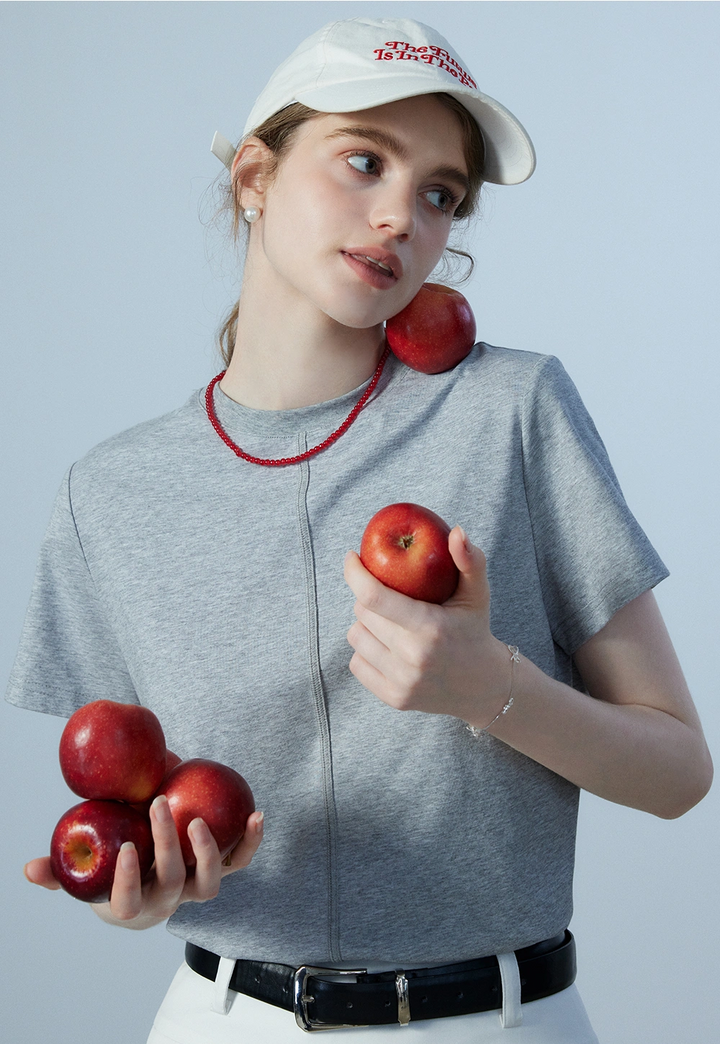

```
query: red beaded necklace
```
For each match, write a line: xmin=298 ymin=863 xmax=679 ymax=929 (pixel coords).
xmin=204 ymin=345 xmax=391 ymax=467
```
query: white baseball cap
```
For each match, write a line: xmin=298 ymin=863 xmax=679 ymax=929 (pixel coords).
xmin=211 ymin=17 xmax=535 ymax=186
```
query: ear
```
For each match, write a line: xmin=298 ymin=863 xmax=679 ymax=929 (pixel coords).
xmin=231 ymin=136 xmax=274 ymax=213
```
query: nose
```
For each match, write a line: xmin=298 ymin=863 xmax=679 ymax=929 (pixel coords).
xmin=368 ymin=182 xmax=417 ymax=241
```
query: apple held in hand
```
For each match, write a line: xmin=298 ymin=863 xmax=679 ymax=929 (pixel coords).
xmin=385 ymin=283 xmax=476 ymax=374
xmin=50 ymin=799 xmax=154 ymax=903
xmin=131 ymin=749 xmax=183 ymax=816
xmin=163 ymin=750 xmax=183 ymax=775
xmin=156 ymin=759 xmax=255 ymax=867
xmin=360 ymin=503 xmax=459 ymax=604
xmin=59 ymin=699 xmax=167 ymax=804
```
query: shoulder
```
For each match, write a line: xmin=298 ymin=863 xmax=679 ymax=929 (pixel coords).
xmin=465 ymin=345 xmax=586 ymax=420
xmin=392 ymin=343 xmax=568 ymax=412
xmin=419 ymin=343 xmax=563 ymax=390
xmin=67 ymin=390 xmax=206 ymax=499
xmin=469 ymin=344 xmax=569 ymax=392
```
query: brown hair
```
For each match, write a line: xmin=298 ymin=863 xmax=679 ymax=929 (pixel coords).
xmin=218 ymin=95 xmax=485 ymax=365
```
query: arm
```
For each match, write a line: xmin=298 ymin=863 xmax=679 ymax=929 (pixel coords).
xmin=344 ymin=528 xmax=713 ymax=819
xmin=24 ymin=796 xmax=264 ymax=929
xmin=482 ymin=590 xmax=713 ymax=818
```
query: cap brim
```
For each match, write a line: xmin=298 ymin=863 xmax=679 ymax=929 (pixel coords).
xmin=289 ymin=78 xmax=535 ymax=185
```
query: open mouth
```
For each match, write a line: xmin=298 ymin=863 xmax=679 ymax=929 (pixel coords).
xmin=341 ymin=249 xmax=402 ymax=288
xmin=349 ymin=254 xmax=395 ymax=276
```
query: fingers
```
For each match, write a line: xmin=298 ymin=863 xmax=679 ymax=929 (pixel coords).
xmin=148 ymin=795 xmax=188 ymax=894
xmin=185 ymin=809 xmax=265 ymax=900
xmin=345 ymin=536 xmax=489 ymax=625
xmin=221 ymin=811 xmax=264 ymax=877
xmin=445 ymin=527 xmax=490 ymax=612
xmin=34 ymin=797 xmax=263 ymax=926
xmin=347 ymin=615 xmax=392 ymax=666
xmin=344 ymin=551 xmax=427 ymax=626
xmin=108 ymin=794 xmax=187 ymax=921
xmin=186 ymin=818 xmax=222 ymax=901
xmin=349 ymin=650 xmax=395 ymax=706
xmin=23 ymin=857 xmax=62 ymax=890
xmin=108 ymin=841 xmax=143 ymax=920
xmin=447 ymin=525 xmax=473 ymax=572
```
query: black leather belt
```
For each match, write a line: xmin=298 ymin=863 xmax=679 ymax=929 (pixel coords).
xmin=185 ymin=930 xmax=576 ymax=1031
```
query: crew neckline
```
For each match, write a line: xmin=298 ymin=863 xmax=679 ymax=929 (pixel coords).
xmin=197 ymin=351 xmax=405 ymax=440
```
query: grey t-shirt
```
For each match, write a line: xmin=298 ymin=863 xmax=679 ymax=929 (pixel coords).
xmin=6 ymin=345 xmax=668 ymax=965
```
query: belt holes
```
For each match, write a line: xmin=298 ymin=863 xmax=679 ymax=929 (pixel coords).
xmin=456 ymin=991 xmax=464 ymax=1000
xmin=346 ymin=1002 xmax=353 ymax=1010
xmin=421 ymin=996 xmax=428 ymax=1004
xmin=384 ymin=1000 xmax=392 ymax=1008
xmin=254 ymin=975 xmax=261 ymax=983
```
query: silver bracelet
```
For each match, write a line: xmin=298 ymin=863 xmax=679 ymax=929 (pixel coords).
xmin=466 ymin=645 xmax=520 ymax=737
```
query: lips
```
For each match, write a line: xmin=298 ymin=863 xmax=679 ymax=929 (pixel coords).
xmin=343 ymin=247 xmax=403 ymax=281
xmin=354 ymin=255 xmax=393 ymax=275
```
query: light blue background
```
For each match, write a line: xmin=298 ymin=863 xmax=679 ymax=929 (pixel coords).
xmin=1 ymin=2 xmax=718 ymax=1041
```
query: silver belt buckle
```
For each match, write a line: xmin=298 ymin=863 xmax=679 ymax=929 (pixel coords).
xmin=293 ymin=965 xmax=369 ymax=1031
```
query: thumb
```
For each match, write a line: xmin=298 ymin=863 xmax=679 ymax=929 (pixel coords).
xmin=446 ymin=526 xmax=490 ymax=612
xmin=24 ymin=857 xmax=62 ymax=890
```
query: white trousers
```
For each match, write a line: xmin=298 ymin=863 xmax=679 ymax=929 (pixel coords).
xmin=146 ymin=958 xmax=600 ymax=1044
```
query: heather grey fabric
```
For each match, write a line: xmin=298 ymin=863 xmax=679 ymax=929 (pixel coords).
xmin=6 ymin=345 xmax=668 ymax=965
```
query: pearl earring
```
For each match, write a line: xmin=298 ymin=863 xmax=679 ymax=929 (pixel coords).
xmin=243 ymin=206 xmax=261 ymax=224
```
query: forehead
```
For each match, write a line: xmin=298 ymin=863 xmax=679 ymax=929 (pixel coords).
xmin=300 ymin=96 xmax=468 ymax=169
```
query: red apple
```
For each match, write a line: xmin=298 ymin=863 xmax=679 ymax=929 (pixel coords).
xmin=386 ymin=283 xmax=476 ymax=374
xmin=156 ymin=759 xmax=255 ymax=867
xmin=50 ymin=799 xmax=154 ymax=903
xmin=59 ymin=700 xmax=167 ymax=804
xmin=131 ymin=749 xmax=184 ymax=816
xmin=164 ymin=749 xmax=183 ymax=774
xmin=360 ymin=503 xmax=459 ymax=604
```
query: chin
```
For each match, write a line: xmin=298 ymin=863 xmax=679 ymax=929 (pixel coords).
xmin=332 ymin=313 xmax=386 ymax=331
xmin=321 ymin=297 xmax=393 ymax=332
xmin=326 ymin=288 xmax=422 ymax=332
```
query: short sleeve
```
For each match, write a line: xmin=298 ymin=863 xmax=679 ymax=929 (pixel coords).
xmin=5 ymin=466 xmax=139 ymax=717
xmin=521 ymin=355 xmax=669 ymax=655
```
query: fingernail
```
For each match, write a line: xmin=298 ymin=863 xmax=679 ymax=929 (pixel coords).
xmin=119 ymin=841 xmax=136 ymax=871
xmin=189 ymin=817 xmax=211 ymax=845
xmin=152 ymin=794 xmax=171 ymax=822
xmin=255 ymin=811 xmax=264 ymax=832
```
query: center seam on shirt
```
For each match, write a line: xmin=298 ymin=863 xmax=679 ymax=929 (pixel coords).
xmin=296 ymin=436 xmax=342 ymax=961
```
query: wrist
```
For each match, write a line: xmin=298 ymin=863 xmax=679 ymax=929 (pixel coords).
xmin=465 ymin=641 xmax=520 ymax=735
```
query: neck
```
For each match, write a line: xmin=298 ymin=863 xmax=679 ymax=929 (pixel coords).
xmin=219 ymin=257 xmax=386 ymax=411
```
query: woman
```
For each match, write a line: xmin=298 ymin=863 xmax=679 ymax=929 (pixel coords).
xmin=11 ymin=16 xmax=712 ymax=1043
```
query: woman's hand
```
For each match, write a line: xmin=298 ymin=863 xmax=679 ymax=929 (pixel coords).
xmin=23 ymin=796 xmax=264 ymax=930
xmin=345 ymin=526 xmax=712 ymax=817
xmin=344 ymin=525 xmax=510 ymax=727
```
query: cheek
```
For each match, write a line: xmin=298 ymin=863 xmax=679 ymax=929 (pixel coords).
xmin=262 ymin=177 xmax=348 ymax=266
xmin=418 ymin=217 xmax=453 ymax=272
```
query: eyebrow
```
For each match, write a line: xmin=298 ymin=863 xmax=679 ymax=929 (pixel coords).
xmin=325 ymin=125 xmax=470 ymax=195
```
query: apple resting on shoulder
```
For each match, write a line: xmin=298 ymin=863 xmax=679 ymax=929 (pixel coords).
xmin=385 ymin=283 xmax=476 ymax=374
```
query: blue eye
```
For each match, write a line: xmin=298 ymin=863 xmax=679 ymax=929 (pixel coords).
xmin=347 ymin=154 xmax=380 ymax=176
xmin=426 ymin=188 xmax=455 ymax=213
